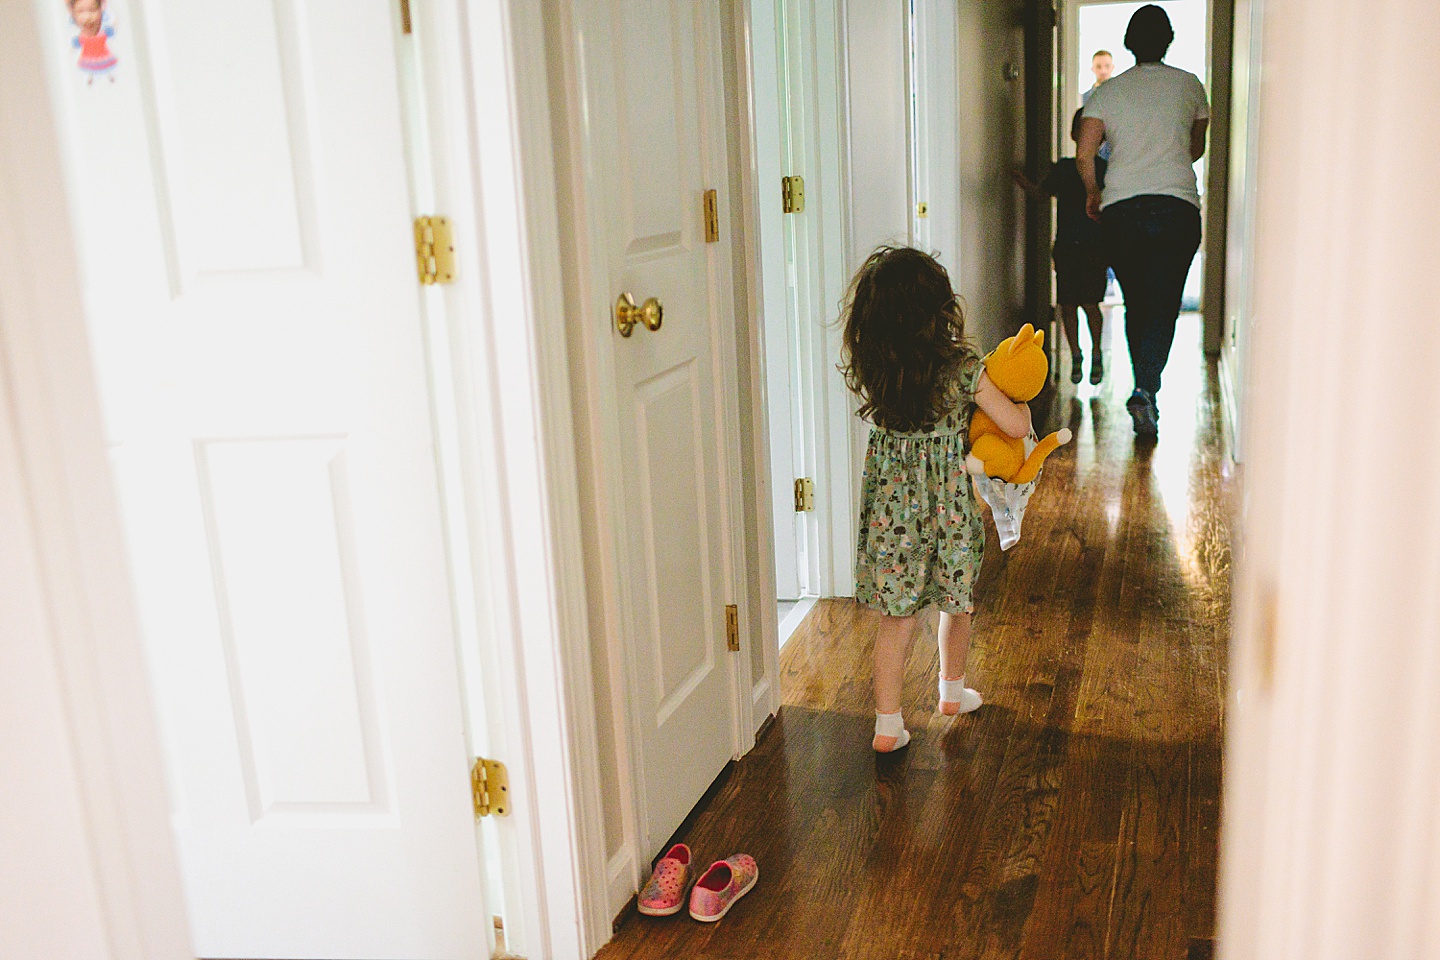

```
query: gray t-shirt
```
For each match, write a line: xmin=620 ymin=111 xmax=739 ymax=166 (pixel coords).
xmin=1081 ymin=62 xmax=1209 ymax=209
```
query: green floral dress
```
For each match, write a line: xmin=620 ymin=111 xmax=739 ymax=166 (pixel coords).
xmin=855 ymin=357 xmax=985 ymax=617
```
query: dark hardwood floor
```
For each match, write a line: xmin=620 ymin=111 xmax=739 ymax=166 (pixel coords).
xmin=600 ymin=315 xmax=1233 ymax=960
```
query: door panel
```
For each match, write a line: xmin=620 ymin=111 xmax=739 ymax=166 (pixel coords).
xmin=153 ymin=0 xmax=316 ymax=276
xmin=580 ymin=0 xmax=740 ymax=855
xmin=633 ymin=362 xmax=714 ymax=713
xmin=196 ymin=437 xmax=385 ymax=817
xmin=51 ymin=1 xmax=487 ymax=956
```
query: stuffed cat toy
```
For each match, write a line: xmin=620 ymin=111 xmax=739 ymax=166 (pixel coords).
xmin=967 ymin=323 xmax=1071 ymax=484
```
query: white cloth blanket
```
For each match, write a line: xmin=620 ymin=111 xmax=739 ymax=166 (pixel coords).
xmin=972 ymin=471 xmax=1038 ymax=551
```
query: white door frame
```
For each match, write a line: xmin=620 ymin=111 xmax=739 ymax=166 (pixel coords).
xmin=392 ymin=1 xmax=627 ymax=954
xmin=398 ymin=2 xmax=612 ymax=955
xmin=541 ymin=0 xmax=789 ymax=921
xmin=0 ymin=6 xmax=192 ymax=957
xmin=753 ymin=0 xmax=857 ymax=605
xmin=1220 ymin=0 xmax=1261 ymax=460
xmin=753 ymin=0 xmax=805 ymax=604
xmin=905 ymin=0 xmax=931 ymax=251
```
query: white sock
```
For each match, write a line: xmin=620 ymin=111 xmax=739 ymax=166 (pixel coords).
xmin=939 ymin=676 xmax=983 ymax=714
xmin=873 ymin=710 xmax=910 ymax=751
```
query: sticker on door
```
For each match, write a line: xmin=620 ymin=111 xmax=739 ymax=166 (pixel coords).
xmin=66 ymin=0 xmax=117 ymax=84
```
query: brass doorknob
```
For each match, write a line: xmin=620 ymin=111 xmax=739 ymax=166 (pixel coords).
xmin=615 ymin=292 xmax=663 ymax=337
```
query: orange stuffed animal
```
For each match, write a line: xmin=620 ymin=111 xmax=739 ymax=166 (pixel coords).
xmin=967 ymin=323 xmax=1071 ymax=484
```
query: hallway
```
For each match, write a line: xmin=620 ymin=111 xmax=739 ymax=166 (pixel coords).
xmin=600 ymin=313 xmax=1232 ymax=960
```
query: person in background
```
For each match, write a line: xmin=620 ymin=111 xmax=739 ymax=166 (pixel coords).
xmin=1082 ymin=50 xmax=1115 ymax=161
xmin=1078 ymin=5 xmax=1208 ymax=438
xmin=1013 ymin=109 xmax=1108 ymax=385
xmin=1084 ymin=48 xmax=1115 ymax=99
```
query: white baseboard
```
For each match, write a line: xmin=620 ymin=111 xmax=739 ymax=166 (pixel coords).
xmin=778 ymin=596 xmax=819 ymax=648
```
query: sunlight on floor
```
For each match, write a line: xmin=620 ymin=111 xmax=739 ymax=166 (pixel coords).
xmin=1064 ymin=305 xmax=1212 ymax=586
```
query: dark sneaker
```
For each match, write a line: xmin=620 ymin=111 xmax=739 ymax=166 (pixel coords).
xmin=1126 ymin=389 xmax=1159 ymax=437
xmin=1070 ymin=353 xmax=1084 ymax=384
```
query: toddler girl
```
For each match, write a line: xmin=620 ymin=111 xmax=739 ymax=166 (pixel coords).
xmin=840 ymin=247 xmax=1032 ymax=752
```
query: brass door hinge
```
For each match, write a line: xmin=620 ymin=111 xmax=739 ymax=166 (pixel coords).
xmin=703 ymin=188 xmax=719 ymax=243
xmin=793 ymin=477 xmax=815 ymax=512
xmin=399 ymin=0 xmax=413 ymax=33
xmin=471 ymin=758 xmax=510 ymax=818
xmin=782 ymin=175 xmax=805 ymax=214
xmin=916 ymin=201 xmax=929 ymax=218
xmin=725 ymin=604 xmax=740 ymax=652
xmin=415 ymin=215 xmax=456 ymax=285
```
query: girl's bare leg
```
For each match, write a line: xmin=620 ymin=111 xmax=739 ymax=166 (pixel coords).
xmin=873 ymin=614 xmax=918 ymax=714
xmin=873 ymin=614 xmax=917 ymax=751
xmin=937 ymin=611 xmax=972 ymax=681
xmin=937 ymin=611 xmax=984 ymax=716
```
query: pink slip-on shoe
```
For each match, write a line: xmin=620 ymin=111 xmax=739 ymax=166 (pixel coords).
xmin=688 ymin=855 xmax=759 ymax=922
xmin=637 ymin=843 xmax=692 ymax=916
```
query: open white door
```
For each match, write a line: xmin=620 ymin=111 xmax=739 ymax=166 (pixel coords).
xmin=908 ymin=0 xmax=962 ymax=277
xmin=762 ymin=0 xmax=855 ymax=603
xmin=564 ymin=0 xmax=745 ymax=858
xmin=748 ymin=0 xmax=801 ymax=605
xmin=42 ymin=2 xmax=488 ymax=957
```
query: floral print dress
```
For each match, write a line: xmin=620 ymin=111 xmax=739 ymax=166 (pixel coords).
xmin=855 ymin=358 xmax=985 ymax=617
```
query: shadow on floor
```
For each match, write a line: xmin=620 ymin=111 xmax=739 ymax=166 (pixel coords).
xmin=600 ymin=315 xmax=1232 ymax=960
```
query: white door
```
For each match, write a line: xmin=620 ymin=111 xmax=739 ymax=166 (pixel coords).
xmin=774 ymin=0 xmax=820 ymax=601
xmin=45 ymin=2 xmax=488 ymax=957
xmin=749 ymin=1 xmax=799 ymax=606
xmin=910 ymin=0 xmax=962 ymax=276
xmin=574 ymin=0 xmax=742 ymax=856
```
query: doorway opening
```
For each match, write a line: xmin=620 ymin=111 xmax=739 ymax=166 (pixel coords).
xmin=1068 ymin=0 xmax=1211 ymax=320
xmin=753 ymin=0 xmax=852 ymax=648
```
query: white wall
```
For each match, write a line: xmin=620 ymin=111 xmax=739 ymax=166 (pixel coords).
xmin=0 ymin=396 xmax=131 ymax=960
xmin=954 ymin=0 xmax=1027 ymax=352
xmin=1218 ymin=0 xmax=1440 ymax=956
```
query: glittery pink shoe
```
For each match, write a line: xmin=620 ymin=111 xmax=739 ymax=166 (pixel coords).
xmin=688 ymin=855 xmax=759 ymax=922
xmin=637 ymin=843 xmax=692 ymax=916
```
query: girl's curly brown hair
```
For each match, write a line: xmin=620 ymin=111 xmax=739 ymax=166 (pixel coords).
xmin=839 ymin=246 xmax=974 ymax=433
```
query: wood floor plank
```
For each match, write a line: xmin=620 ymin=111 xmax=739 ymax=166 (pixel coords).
xmin=1018 ymin=460 xmax=1138 ymax=958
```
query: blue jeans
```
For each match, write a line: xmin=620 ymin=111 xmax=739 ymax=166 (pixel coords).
xmin=1102 ymin=195 xmax=1202 ymax=396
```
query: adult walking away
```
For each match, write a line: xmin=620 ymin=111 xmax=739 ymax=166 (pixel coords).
xmin=1078 ymin=4 xmax=1208 ymax=437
